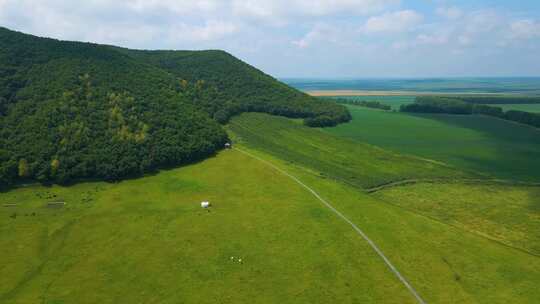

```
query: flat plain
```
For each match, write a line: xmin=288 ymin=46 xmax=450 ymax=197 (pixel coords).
xmin=325 ymin=105 xmax=540 ymax=182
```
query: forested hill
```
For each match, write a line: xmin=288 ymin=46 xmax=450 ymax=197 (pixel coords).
xmin=0 ymin=27 xmax=349 ymax=188
xmin=118 ymin=49 xmax=350 ymax=126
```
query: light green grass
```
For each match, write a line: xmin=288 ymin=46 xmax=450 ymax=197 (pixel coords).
xmin=489 ymin=104 xmax=540 ymax=113
xmin=373 ymin=182 xmax=540 ymax=255
xmin=228 ymin=113 xmax=471 ymax=189
xmin=325 ymin=106 xmax=540 ymax=182
xmin=2 ymin=147 xmax=540 ymax=303
xmin=0 ymin=150 xmax=415 ymax=304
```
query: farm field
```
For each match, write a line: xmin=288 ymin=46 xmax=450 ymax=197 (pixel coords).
xmin=325 ymin=106 xmax=540 ymax=182
xmin=227 ymin=112 xmax=471 ymax=190
xmin=373 ymin=182 xmax=540 ymax=255
xmin=2 ymin=144 xmax=540 ymax=303
xmin=489 ymin=103 xmax=540 ymax=113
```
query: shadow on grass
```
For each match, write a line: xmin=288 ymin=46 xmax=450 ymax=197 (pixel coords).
xmin=0 ymin=149 xmax=224 ymax=194
xmin=527 ymin=187 xmax=540 ymax=213
xmin=409 ymin=113 xmax=540 ymax=182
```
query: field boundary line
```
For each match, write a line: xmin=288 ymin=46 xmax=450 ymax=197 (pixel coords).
xmin=365 ymin=178 xmax=540 ymax=194
xmin=234 ymin=147 xmax=427 ymax=304
xmin=373 ymin=195 xmax=540 ymax=258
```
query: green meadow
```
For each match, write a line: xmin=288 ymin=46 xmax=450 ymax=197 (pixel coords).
xmin=2 ymin=150 xmax=417 ymax=304
xmin=2 ymin=112 xmax=540 ymax=303
xmin=325 ymin=105 xmax=540 ymax=182
xmin=2 ymin=147 xmax=540 ymax=303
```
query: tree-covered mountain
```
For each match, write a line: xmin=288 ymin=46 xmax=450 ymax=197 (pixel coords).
xmin=0 ymin=27 xmax=349 ymax=188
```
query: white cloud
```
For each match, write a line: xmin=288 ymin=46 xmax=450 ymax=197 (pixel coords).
xmin=416 ymin=34 xmax=448 ymax=45
xmin=436 ymin=7 xmax=463 ymax=20
xmin=170 ymin=21 xmax=238 ymax=42
xmin=465 ymin=10 xmax=501 ymax=34
xmin=292 ymin=24 xmax=340 ymax=48
xmin=510 ymin=19 xmax=540 ymax=39
xmin=362 ymin=10 xmax=423 ymax=34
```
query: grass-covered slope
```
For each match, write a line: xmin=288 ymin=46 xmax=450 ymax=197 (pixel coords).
xmin=0 ymin=27 xmax=348 ymax=187
xmin=227 ymin=113 xmax=471 ymax=189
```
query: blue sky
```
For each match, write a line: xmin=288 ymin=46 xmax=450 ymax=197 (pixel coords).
xmin=1 ymin=0 xmax=540 ymax=78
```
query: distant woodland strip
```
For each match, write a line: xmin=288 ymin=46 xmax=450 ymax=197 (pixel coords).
xmin=400 ymin=96 xmax=540 ymax=128
xmin=332 ymin=98 xmax=392 ymax=111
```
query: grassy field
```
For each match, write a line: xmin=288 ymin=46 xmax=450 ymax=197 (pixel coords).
xmin=1 ymin=150 xmax=417 ymax=304
xmin=489 ymin=104 xmax=540 ymax=113
xmin=227 ymin=113 xmax=471 ymax=189
xmin=325 ymin=106 xmax=540 ymax=182
xmin=373 ymin=182 xmax=540 ymax=255
xmin=2 ymin=112 xmax=540 ymax=303
xmin=2 ymin=146 xmax=540 ymax=303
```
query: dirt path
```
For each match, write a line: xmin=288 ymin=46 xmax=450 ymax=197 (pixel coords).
xmin=234 ymin=147 xmax=427 ymax=304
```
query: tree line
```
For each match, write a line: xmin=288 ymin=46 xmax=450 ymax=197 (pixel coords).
xmin=400 ymin=96 xmax=540 ymax=128
xmin=332 ymin=98 xmax=392 ymax=111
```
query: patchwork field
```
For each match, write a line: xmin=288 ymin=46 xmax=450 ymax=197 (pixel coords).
xmin=227 ymin=113 xmax=471 ymax=189
xmin=325 ymin=105 xmax=540 ymax=182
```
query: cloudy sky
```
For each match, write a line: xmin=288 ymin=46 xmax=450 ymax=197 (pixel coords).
xmin=1 ymin=0 xmax=540 ymax=78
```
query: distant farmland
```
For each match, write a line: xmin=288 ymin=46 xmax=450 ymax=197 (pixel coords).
xmin=325 ymin=105 xmax=540 ymax=182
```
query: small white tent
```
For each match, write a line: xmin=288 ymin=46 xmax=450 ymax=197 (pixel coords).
xmin=201 ymin=201 xmax=210 ymax=208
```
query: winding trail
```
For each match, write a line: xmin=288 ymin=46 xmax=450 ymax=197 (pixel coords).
xmin=234 ymin=147 xmax=427 ymax=304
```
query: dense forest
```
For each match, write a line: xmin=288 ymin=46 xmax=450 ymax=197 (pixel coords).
xmin=0 ymin=27 xmax=349 ymax=188
xmin=116 ymin=49 xmax=351 ymax=126
xmin=401 ymin=96 xmax=540 ymax=128
xmin=333 ymin=98 xmax=392 ymax=111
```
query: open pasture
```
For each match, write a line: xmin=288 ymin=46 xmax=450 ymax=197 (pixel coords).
xmin=1 ymin=150 xmax=417 ymax=304
xmin=2 ymin=146 xmax=540 ymax=303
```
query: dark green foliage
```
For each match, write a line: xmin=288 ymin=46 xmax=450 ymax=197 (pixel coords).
xmin=471 ymin=104 xmax=504 ymax=117
xmin=400 ymin=97 xmax=473 ymax=114
xmin=453 ymin=96 xmax=540 ymax=105
xmin=401 ymin=96 xmax=540 ymax=128
xmin=333 ymin=98 xmax=392 ymax=111
xmin=0 ymin=27 xmax=348 ymax=186
xmin=118 ymin=49 xmax=351 ymax=127
xmin=504 ymin=110 xmax=540 ymax=128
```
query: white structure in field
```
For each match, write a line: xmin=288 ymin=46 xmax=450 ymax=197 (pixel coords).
xmin=201 ymin=201 xmax=210 ymax=208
